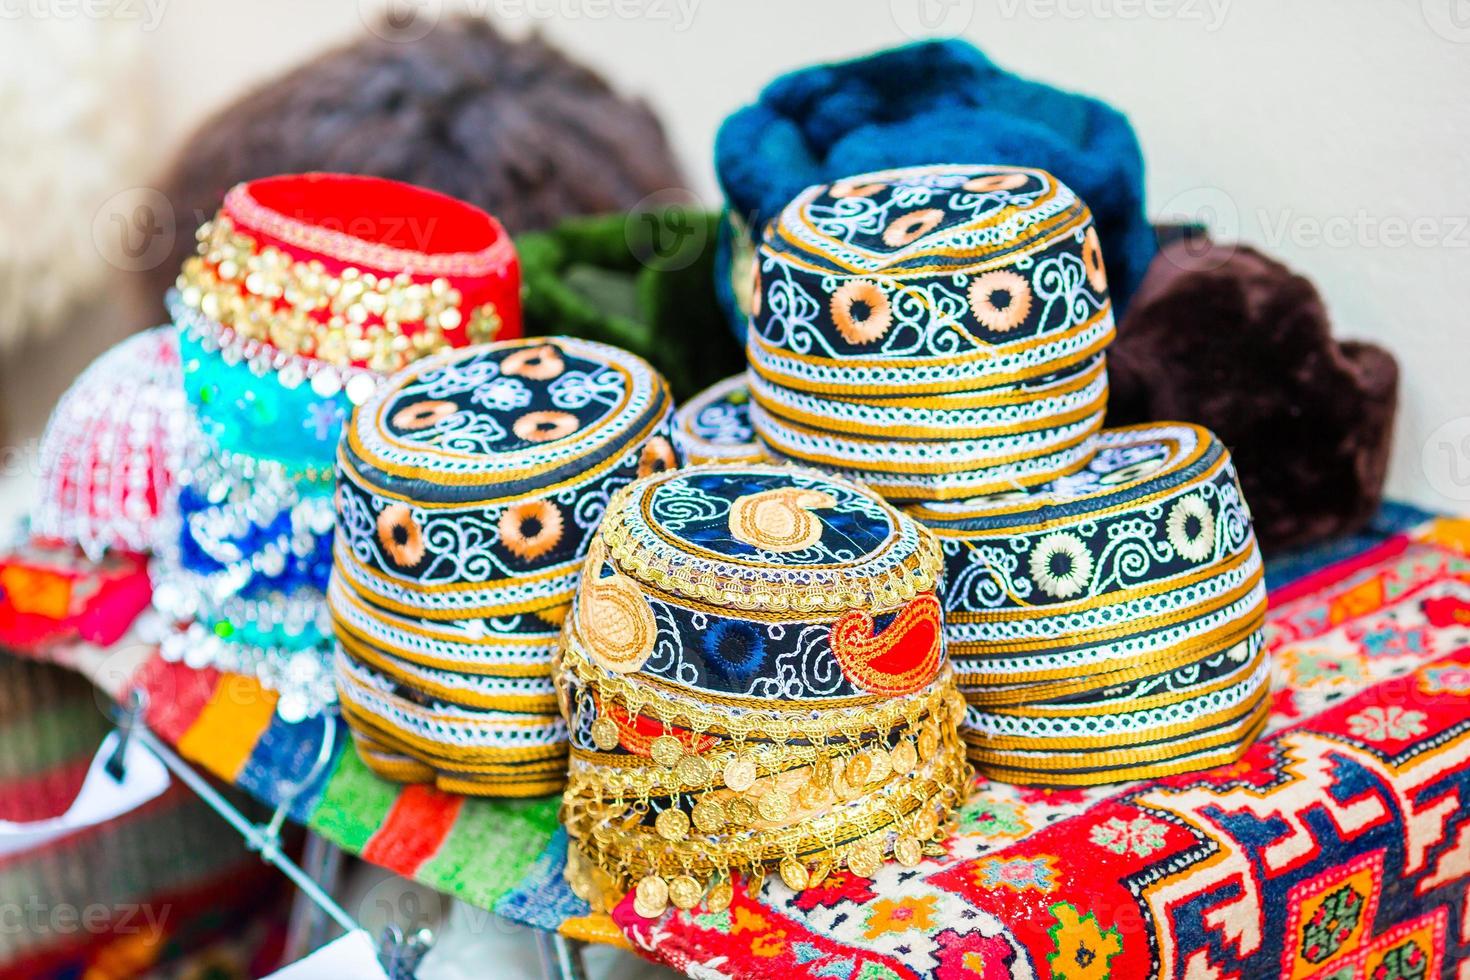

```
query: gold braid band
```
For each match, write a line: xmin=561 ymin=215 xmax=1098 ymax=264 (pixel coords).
xmin=336 ymin=633 xmax=558 ymax=714
xmin=946 ymin=561 xmax=1266 ymax=675
xmin=959 ymin=612 xmax=1265 ymax=707
xmin=963 ymin=689 xmax=1271 ymax=787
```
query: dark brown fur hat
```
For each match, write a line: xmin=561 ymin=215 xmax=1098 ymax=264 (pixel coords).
xmin=144 ymin=15 xmax=684 ymax=304
xmin=1107 ymin=239 xmax=1399 ymax=553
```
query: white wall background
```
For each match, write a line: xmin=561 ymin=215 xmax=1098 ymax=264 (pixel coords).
xmin=4 ymin=0 xmax=1468 ymax=515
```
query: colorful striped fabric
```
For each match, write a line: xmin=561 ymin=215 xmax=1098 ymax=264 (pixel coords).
xmin=12 ymin=502 xmax=1442 ymax=953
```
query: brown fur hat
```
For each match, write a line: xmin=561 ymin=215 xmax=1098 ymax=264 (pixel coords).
xmin=144 ymin=15 xmax=684 ymax=305
xmin=1107 ymin=239 xmax=1399 ymax=553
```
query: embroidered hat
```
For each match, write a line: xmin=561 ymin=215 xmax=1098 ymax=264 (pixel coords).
xmin=670 ymin=374 xmax=764 ymax=465
xmin=30 ymin=327 xmax=189 ymax=560
xmin=556 ymin=464 xmax=969 ymax=917
xmin=173 ymin=173 xmax=522 ymax=476
xmin=748 ymin=164 xmax=1113 ymax=501
xmin=908 ymin=423 xmax=1269 ymax=785
xmin=331 ymin=336 xmax=676 ymax=796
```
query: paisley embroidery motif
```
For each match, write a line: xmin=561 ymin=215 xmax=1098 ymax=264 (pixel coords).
xmin=830 ymin=592 xmax=944 ymax=696
xmin=576 ymin=539 xmax=657 ymax=674
xmin=728 ymin=487 xmax=838 ymax=553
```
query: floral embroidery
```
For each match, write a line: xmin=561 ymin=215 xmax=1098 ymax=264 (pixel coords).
xmin=967 ymin=270 xmax=1033 ymax=333
xmin=1166 ymin=493 xmax=1215 ymax=562
xmin=830 ymin=279 xmax=893 ymax=345
xmin=376 ymin=503 xmax=425 ymax=568
xmin=1047 ymin=901 xmax=1123 ymax=980
xmin=1346 ymin=705 xmax=1427 ymax=742
xmin=703 ymin=621 xmax=767 ymax=684
xmin=512 ymin=410 xmax=579 ymax=443
xmin=501 ymin=343 xmax=565 ymax=380
xmin=498 ymin=499 xmax=564 ymax=562
xmin=1028 ymin=532 xmax=1093 ymax=599
xmin=391 ymin=399 xmax=456 ymax=431
xmin=1089 ymin=815 xmax=1169 ymax=858
xmin=974 ymin=855 xmax=1057 ymax=892
xmin=862 ymin=896 xmax=938 ymax=940
xmin=637 ymin=436 xmax=677 ymax=477
xmin=1081 ymin=226 xmax=1108 ymax=292
xmin=881 ymin=208 xmax=944 ymax=247
xmin=472 ymin=377 xmax=532 ymax=412
xmin=963 ymin=172 xmax=1029 ymax=194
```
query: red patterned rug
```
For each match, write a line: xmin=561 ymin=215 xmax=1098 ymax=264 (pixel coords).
xmin=616 ymin=519 xmax=1470 ymax=979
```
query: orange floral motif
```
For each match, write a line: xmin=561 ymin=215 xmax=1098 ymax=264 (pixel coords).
xmin=968 ymin=270 xmax=1033 ymax=332
xmin=376 ymin=504 xmax=426 ymax=568
xmin=830 ymin=181 xmax=885 ymax=198
xmin=830 ymin=592 xmax=943 ymax=696
xmin=391 ymin=400 xmax=456 ymax=431
xmin=498 ymin=499 xmax=564 ymax=561
xmin=882 ymin=208 xmax=945 ymax=247
xmin=637 ymin=437 xmax=677 ymax=477
xmin=501 ymin=343 xmax=565 ymax=380
xmin=1082 ymin=226 xmax=1108 ymax=292
xmin=863 ymin=895 xmax=939 ymax=940
xmin=830 ymin=279 xmax=893 ymax=345
xmin=513 ymin=410 xmax=579 ymax=443
xmin=964 ymin=172 xmax=1029 ymax=193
